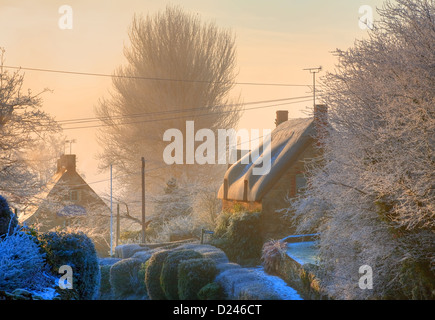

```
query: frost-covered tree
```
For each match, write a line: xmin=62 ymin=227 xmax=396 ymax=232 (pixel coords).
xmin=0 ymin=49 xmax=61 ymax=207
xmin=290 ymin=0 xmax=435 ymax=299
xmin=150 ymin=178 xmax=194 ymax=226
xmin=95 ymin=5 xmax=242 ymax=197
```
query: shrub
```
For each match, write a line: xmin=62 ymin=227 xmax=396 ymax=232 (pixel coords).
xmin=0 ymin=195 xmax=18 ymax=238
xmin=176 ymin=244 xmax=229 ymax=264
xmin=213 ymin=211 xmax=233 ymax=237
xmin=39 ymin=230 xmax=100 ymax=300
xmin=0 ymin=230 xmax=53 ymax=292
xmin=110 ymin=258 xmax=143 ymax=297
xmin=119 ymin=230 xmax=142 ymax=244
xmin=160 ymin=249 xmax=202 ymax=300
xmin=145 ymin=250 xmax=171 ymax=300
xmin=99 ymin=265 xmax=112 ymax=295
xmin=395 ymin=258 xmax=435 ymax=300
xmin=178 ymin=258 xmax=217 ymax=300
xmin=212 ymin=210 xmax=263 ymax=265
xmin=261 ymin=240 xmax=287 ymax=274
xmin=198 ymin=282 xmax=226 ymax=300
xmin=115 ymin=243 xmax=149 ymax=259
xmin=147 ymin=215 xmax=199 ymax=244
xmin=137 ymin=262 xmax=148 ymax=295
xmin=132 ymin=251 xmax=152 ymax=263
xmin=215 ymin=268 xmax=281 ymax=300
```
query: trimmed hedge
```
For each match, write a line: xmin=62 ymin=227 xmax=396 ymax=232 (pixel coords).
xmin=39 ymin=230 xmax=100 ymax=300
xmin=0 ymin=195 xmax=18 ymax=238
xmin=99 ymin=265 xmax=112 ymax=295
xmin=137 ymin=262 xmax=148 ymax=295
xmin=160 ymin=250 xmax=202 ymax=300
xmin=178 ymin=258 xmax=217 ymax=300
xmin=212 ymin=211 xmax=263 ymax=265
xmin=198 ymin=282 xmax=226 ymax=300
xmin=110 ymin=258 xmax=143 ymax=297
xmin=145 ymin=250 xmax=171 ymax=300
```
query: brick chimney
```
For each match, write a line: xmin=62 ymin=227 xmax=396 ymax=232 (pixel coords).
xmin=57 ymin=154 xmax=76 ymax=173
xmin=275 ymin=110 xmax=289 ymax=127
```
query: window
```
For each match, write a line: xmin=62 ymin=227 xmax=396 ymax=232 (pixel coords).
xmin=295 ymin=174 xmax=307 ymax=193
xmin=70 ymin=190 xmax=80 ymax=201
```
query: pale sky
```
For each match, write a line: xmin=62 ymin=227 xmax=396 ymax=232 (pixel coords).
xmin=0 ymin=0 xmax=384 ymax=193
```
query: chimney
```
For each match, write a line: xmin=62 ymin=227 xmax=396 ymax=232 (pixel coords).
xmin=314 ymin=104 xmax=328 ymax=141
xmin=57 ymin=154 xmax=77 ymax=173
xmin=275 ymin=110 xmax=288 ymax=127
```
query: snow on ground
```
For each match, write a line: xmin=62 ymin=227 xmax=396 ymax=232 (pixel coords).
xmin=29 ymin=287 xmax=59 ymax=300
xmin=246 ymin=266 xmax=303 ymax=300
xmin=286 ymin=241 xmax=318 ymax=265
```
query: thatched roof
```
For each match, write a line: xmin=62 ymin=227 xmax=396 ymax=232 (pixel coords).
xmin=217 ymin=117 xmax=316 ymax=202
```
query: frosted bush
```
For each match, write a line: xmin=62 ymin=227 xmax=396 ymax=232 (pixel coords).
xmin=288 ymin=0 xmax=435 ymax=299
xmin=147 ymin=214 xmax=199 ymax=243
xmin=215 ymin=268 xmax=281 ymax=300
xmin=0 ymin=230 xmax=53 ymax=292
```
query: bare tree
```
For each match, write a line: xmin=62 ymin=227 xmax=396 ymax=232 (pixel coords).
xmin=0 ymin=48 xmax=61 ymax=207
xmin=289 ymin=0 xmax=435 ymax=299
xmin=95 ymin=5 xmax=242 ymax=197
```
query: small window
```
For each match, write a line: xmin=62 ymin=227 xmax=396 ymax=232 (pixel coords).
xmin=70 ymin=190 xmax=80 ymax=201
xmin=295 ymin=174 xmax=307 ymax=193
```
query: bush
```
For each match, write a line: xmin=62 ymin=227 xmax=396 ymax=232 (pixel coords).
xmin=0 ymin=195 xmax=18 ymax=238
xmin=395 ymin=258 xmax=435 ymax=300
xmin=39 ymin=230 xmax=100 ymax=300
xmin=145 ymin=250 xmax=171 ymax=300
xmin=137 ymin=262 xmax=148 ymax=295
xmin=261 ymin=240 xmax=287 ymax=274
xmin=212 ymin=210 xmax=263 ymax=265
xmin=198 ymin=282 xmax=226 ymax=300
xmin=119 ymin=230 xmax=142 ymax=244
xmin=99 ymin=265 xmax=112 ymax=295
xmin=0 ymin=230 xmax=53 ymax=292
xmin=147 ymin=215 xmax=199 ymax=244
xmin=215 ymin=268 xmax=281 ymax=300
xmin=178 ymin=258 xmax=217 ymax=300
xmin=213 ymin=211 xmax=233 ymax=237
xmin=110 ymin=258 xmax=143 ymax=297
xmin=160 ymin=250 xmax=202 ymax=300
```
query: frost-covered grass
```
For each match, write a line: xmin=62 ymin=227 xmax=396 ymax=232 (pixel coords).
xmin=216 ymin=265 xmax=303 ymax=300
xmin=246 ymin=267 xmax=302 ymax=300
xmin=28 ymin=287 xmax=59 ymax=300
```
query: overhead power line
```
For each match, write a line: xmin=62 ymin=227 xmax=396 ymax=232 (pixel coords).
xmin=2 ymin=65 xmax=310 ymax=87
xmin=56 ymin=96 xmax=311 ymax=125
xmin=59 ymin=97 xmax=316 ymax=131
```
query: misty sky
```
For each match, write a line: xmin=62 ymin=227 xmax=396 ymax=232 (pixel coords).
xmin=0 ymin=0 xmax=384 ymax=193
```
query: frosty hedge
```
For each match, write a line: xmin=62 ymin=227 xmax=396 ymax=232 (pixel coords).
xmin=0 ymin=195 xmax=18 ymax=238
xmin=160 ymin=249 xmax=202 ymax=300
xmin=39 ymin=230 xmax=100 ymax=300
xmin=177 ymin=257 xmax=217 ymax=300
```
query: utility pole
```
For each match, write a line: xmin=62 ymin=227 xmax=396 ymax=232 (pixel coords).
xmin=116 ymin=203 xmax=120 ymax=247
xmin=141 ymin=157 xmax=146 ymax=244
xmin=303 ymin=66 xmax=322 ymax=108
xmin=110 ymin=164 xmax=113 ymax=256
